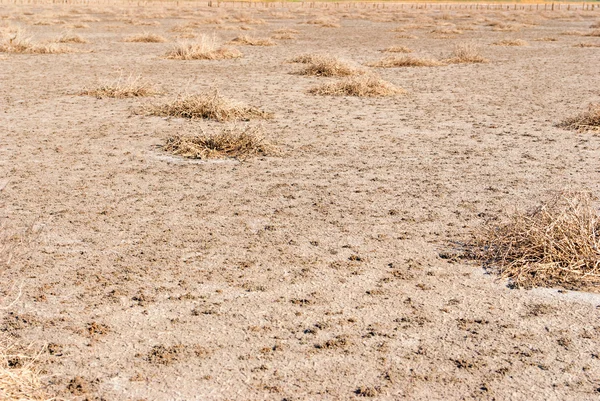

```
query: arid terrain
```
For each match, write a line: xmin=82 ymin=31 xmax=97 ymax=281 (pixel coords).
xmin=1 ymin=1 xmax=600 ymax=400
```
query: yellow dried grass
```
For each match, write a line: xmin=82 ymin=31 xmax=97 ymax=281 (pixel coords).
xmin=80 ymin=75 xmax=157 ymax=99
xmin=227 ymin=34 xmax=275 ymax=46
xmin=466 ymin=191 xmax=600 ymax=289
xmin=368 ymin=55 xmax=444 ymax=68
xmin=308 ymin=75 xmax=404 ymax=97
xmin=557 ymin=103 xmax=600 ymax=132
xmin=143 ymin=90 xmax=273 ymax=122
xmin=164 ymin=126 xmax=276 ymax=160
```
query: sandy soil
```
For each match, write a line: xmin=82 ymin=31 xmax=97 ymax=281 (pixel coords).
xmin=1 ymin=2 xmax=600 ymax=400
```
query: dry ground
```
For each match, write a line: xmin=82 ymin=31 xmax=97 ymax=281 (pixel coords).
xmin=1 ymin=2 xmax=600 ymax=400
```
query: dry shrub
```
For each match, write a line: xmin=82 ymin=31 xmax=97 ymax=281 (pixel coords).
xmin=493 ymin=39 xmax=528 ymax=46
xmin=557 ymin=103 xmax=600 ymax=132
xmin=165 ymin=38 xmax=241 ymax=60
xmin=368 ymin=55 xmax=444 ymax=68
xmin=0 ymin=31 xmax=72 ymax=54
xmin=0 ymin=336 xmax=49 ymax=401
xmin=56 ymin=32 xmax=86 ymax=43
xmin=287 ymin=53 xmax=323 ymax=64
xmin=164 ymin=126 xmax=276 ymax=160
xmin=227 ymin=35 xmax=274 ymax=46
xmin=381 ymin=46 xmax=412 ymax=53
xmin=573 ymin=42 xmax=600 ymax=48
xmin=466 ymin=191 xmax=600 ymax=289
xmin=308 ymin=75 xmax=404 ymax=97
xmin=296 ymin=56 xmax=361 ymax=77
xmin=80 ymin=75 xmax=157 ymax=99
xmin=124 ymin=32 xmax=167 ymax=43
xmin=445 ymin=43 xmax=487 ymax=64
xmin=143 ymin=90 xmax=273 ymax=122
xmin=586 ymin=29 xmax=600 ymax=37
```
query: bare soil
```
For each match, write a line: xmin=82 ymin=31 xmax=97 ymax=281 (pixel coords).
xmin=1 ymin=2 xmax=600 ymax=400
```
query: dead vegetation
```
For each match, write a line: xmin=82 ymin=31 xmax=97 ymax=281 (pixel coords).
xmin=165 ymin=40 xmax=242 ymax=60
xmin=493 ymin=39 xmax=528 ymax=46
xmin=573 ymin=42 xmax=600 ymax=48
xmin=80 ymin=75 xmax=157 ymax=99
xmin=295 ymin=55 xmax=362 ymax=77
xmin=124 ymin=32 xmax=167 ymax=43
xmin=445 ymin=43 xmax=487 ymax=64
xmin=308 ymin=75 xmax=404 ymax=97
xmin=556 ymin=103 xmax=600 ymax=132
xmin=227 ymin=35 xmax=275 ymax=46
xmin=465 ymin=191 xmax=600 ymax=289
xmin=586 ymin=30 xmax=600 ymax=37
xmin=164 ymin=126 xmax=276 ymax=160
xmin=0 ymin=335 xmax=49 ymax=401
xmin=56 ymin=32 xmax=87 ymax=43
xmin=368 ymin=55 xmax=444 ymax=68
xmin=143 ymin=90 xmax=273 ymax=122
xmin=381 ymin=46 xmax=412 ymax=53
xmin=0 ymin=31 xmax=72 ymax=54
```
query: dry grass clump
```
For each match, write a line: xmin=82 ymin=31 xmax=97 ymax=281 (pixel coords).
xmin=556 ymin=103 xmax=600 ymax=132
xmin=80 ymin=76 xmax=157 ymax=99
xmin=124 ymin=32 xmax=167 ymax=43
xmin=55 ymin=32 xmax=86 ymax=43
xmin=308 ymin=75 xmax=404 ymax=97
xmin=272 ymin=33 xmax=295 ymax=40
xmin=0 ymin=30 xmax=71 ymax=54
xmin=395 ymin=34 xmax=418 ymax=39
xmin=165 ymin=40 xmax=242 ymax=60
xmin=466 ymin=192 xmax=600 ymax=289
xmin=493 ymin=39 xmax=528 ymax=46
xmin=143 ymin=90 xmax=273 ymax=122
xmin=164 ymin=126 xmax=276 ymax=160
xmin=491 ymin=23 xmax=520 ymax=32
xmin=287 ymin=53 xmax=323 ymax=64
xmin=272 ymin=28 xmax=299 ymax=35
xmin=573 ymin=42 xmax=600 ymax=48
xmin=0 ymin=337 xmax=49 ymax=401
xmin=535 ymin=37 xmax=557 ymax=42
xmin=560 ymin=30 xmax=585 ymax=36
xmin=431 ymin=27 xmax=463 ymax=35
xmin=305 ymin=17 xmax=340 ymax=28
xmin=381 ymin=45 xmax=412 ymax=53
xmin=585 ymin=29 xmax=600 ymax=37
xmin=368 ymin=55 xmax=444 ymax=68
xmin=445 ymin=43 xmax=487 ymax=64
xmin=296 ymin=56 xmax=361 ymax=77
xmin=227 ymin=35 xmax=275 ymax=46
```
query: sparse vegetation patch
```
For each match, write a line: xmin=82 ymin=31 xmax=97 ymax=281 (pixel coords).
xmin=308 ymin=75 xmax=404 ymax=97
xmin=368 ymin=55 xmax=444 ymax=68
xmin=80 ymin=76 xmax=157 ymax=99
xmin=557 ymin=103 xmax=600 ymax=132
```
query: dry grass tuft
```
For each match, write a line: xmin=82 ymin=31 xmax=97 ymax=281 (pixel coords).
xmin=535 ymin=37 xmax=557 ymax=42
xmin=80 ymin=75 xmax=157 ymax=99
xmin=143 ymin=90 xmax=273 ymax=122
xmin=368 ymin=55 xmax=444 ymax=68
xmin=308 ymin=75 xmax=404 ymax=97
xmin=287 ymin=53 xmax=323 ymax=64
xmin=124 ymin=32 xmax=167 ymax=43
xmin=445 ymin=43 xmax=487 ymax=64
xmin=0 ymin=31 xmax=72 ymax=54
xmin=573 ymin=42 xmax=600 ymax=48
xmin=0 ymin=337 xmax=49 ymax=401
xmin=165 ymin=38 xmax=242 ymax=60
xmin=395 ymin=34 xmax=418 ymax=39
xmin=295 ymin=56 xmax=362 ymax=77
xmin=585 ymin=29 xmax=600 ymax=37
xmin=164 ymin=126 xmax=276 ymax=160
xmin=227 ymin=35 xmax=275 ymax=46
xmin=272 ymin=28 xmax=299 ymax=35
xmin=381 ymin=46 xmax=412 ymax=53
xmin=56 ymin=32 xmax=87 ymax=43
xmin=556 ymin=103 xmax=600 ymax=132
xmin=492 ymin=39 xmax=528 ymax=46
xmin=465 ymin=191 xmax=600 ymax=289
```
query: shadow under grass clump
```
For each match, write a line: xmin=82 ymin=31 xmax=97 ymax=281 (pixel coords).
xmin=143 ymin=90 xmax=273 ymax=122
xmin=465 ymin=191 xmax=600 ymax=290
xmin=164 ymin=126 xmax=276 ymax=160
xmin=557 ymin=103 xmax=600 ymax=132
